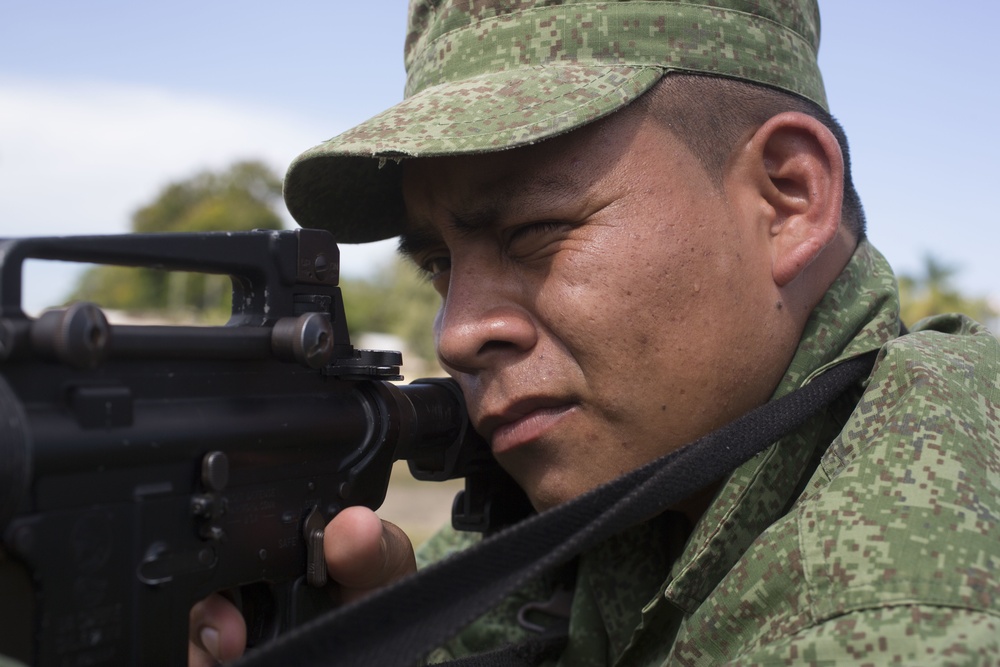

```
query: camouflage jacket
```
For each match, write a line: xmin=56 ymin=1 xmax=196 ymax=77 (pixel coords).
xmin=418 ymin=240 xmax=1000 ymax=665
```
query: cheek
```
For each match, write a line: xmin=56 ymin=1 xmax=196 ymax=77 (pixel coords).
xmin=533 ymin=236 xmax=686 ymax=377
xmin=527 ymin=195 xmax=756 ymax=371
xmin=535 ymin=251 xmax=631 ymax=354
xmin=545 ymin=221 xmax=759 ymax=391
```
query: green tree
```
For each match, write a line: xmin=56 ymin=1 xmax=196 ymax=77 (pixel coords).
xmin=341 ymin=258 xmax=441 ymax=368
xmin=898 ymin=255 xmax=997 ymax=328
xmin=70 ymin=160 xmax=284 ymax=320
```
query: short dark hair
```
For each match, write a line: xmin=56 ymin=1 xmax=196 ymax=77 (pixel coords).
xmin=639 ymin=75 xmax=866 ymax=239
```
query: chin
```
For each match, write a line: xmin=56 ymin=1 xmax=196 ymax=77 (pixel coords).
xmin=499 ymin=448 xmax=603 ymax=513
xmin=520 ymin=474 xmax=589 ymax=513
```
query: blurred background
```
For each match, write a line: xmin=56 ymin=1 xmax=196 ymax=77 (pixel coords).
xmin=2 ymin=1 xmax=998 ymax=540
xmin=3 ymin=1 xmax=998 ymax=324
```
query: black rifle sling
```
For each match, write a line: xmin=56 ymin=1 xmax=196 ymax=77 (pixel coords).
xmin=235 ymin=350 xmax=878 ymax=667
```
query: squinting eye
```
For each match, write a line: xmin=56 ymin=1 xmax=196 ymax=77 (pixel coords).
xmin=503 ymin=220 xmax=573 ymax=260
xmin=505 ymin=220 xmax=573 ymax=251
xmin=421 ymin=256 xmax=451 ymax=279
xmin=510 ymin=221 xmax=563 ymax=241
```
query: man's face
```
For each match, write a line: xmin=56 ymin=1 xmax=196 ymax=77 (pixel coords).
xmin=401 ymin=107 xmax=788 ymax=511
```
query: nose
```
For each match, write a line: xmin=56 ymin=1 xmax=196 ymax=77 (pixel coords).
xmin=435 ymin=263 xmax=537 ymax=375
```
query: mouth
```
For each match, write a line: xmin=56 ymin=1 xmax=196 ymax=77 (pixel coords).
xmin=479 ymin=398 xmax=578 ymax=455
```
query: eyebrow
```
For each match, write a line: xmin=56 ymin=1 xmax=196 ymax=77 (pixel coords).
xmin=397 ymin=205 xmax=500 ymax=265
xmin=397 ymin=172 xmax=585 ymax=259
xmin=397 ymin=223 xmax=444 ymax=260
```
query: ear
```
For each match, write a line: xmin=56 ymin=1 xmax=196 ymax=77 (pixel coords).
xmin=735 ymin=112 xmax=845 ymax=287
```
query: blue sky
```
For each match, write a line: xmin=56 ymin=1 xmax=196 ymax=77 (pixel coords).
xmin=1 ymin=1 xmax=998 ymax=313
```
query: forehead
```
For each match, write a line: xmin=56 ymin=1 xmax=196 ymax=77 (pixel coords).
xmin=398 ymin=107 xmax=656 ymax=238
xmin=397 ymin=152 xmax=585 ymax=257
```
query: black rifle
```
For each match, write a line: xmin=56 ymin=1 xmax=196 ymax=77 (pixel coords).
xmin=0 ymin=229 xmax=529 ymax=666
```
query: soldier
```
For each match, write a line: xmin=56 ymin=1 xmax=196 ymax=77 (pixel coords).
xmin=191 ymin=0 xmax=1000 ymax=664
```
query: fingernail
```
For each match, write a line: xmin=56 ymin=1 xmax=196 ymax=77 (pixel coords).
xmin=200 ymin=626 xmax=221 ymax=660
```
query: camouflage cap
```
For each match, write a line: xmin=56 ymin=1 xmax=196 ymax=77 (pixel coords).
xmin=285 ymin=0 xmax=826 ymax=243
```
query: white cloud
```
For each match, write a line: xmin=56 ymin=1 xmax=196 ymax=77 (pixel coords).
xmin=0 ymin=78 xmax=397 ymax=312
xmin=0 ymin=78 xmax=323 ymax=236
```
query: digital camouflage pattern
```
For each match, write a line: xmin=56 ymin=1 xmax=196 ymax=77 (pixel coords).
xmin=284 ymin=0 xmax=826 ymax=242
xmin=417 ymin=240 xmax=1000 ymax=665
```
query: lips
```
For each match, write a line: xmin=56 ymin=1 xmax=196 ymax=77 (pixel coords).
xmin=477 ymin=398 xmax=577 ymax=455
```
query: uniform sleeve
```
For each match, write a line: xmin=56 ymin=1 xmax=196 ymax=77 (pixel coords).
xmin=415 ymin=524 xmax=557 ymax=664
xmin=728 ymin=605 xmax=999 ymax=666
xmin=414 ymin=522 xmax=481 ymax=570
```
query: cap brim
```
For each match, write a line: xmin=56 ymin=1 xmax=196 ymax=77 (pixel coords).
xmin=284 ymin=65 xmax=663 ymax=243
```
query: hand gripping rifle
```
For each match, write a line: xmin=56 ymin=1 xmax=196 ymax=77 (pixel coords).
xmin=0 ymin=229 xmax=530 ymax=666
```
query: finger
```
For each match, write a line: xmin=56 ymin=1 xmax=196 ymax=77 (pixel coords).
xmin=324 ymin=506 xmax=416 ymax=603
xmin=189 ymin=593 xmax=248 ymax=666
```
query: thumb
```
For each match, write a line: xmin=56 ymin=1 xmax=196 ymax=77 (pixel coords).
xmin=324 ymin=506 xmax=416 ymax=603
xmin=188 ymin=593 xmax=247 ymax=666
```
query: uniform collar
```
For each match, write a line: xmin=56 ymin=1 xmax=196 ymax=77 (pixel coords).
xmin=662 ymin=239 xmax=902 ymax=612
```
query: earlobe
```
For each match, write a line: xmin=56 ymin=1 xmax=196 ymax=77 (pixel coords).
xmin=742 ymin=112 xmax=845 ymax=287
